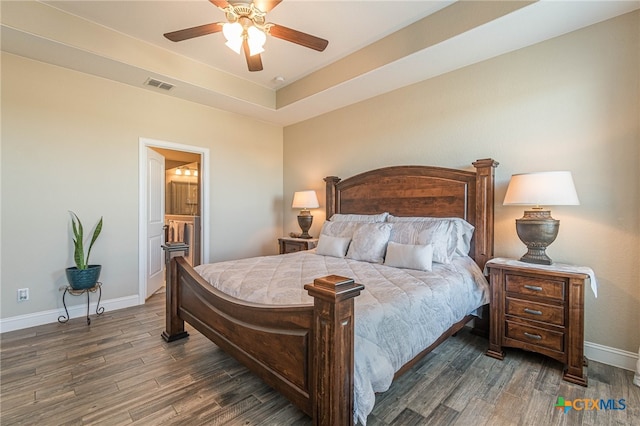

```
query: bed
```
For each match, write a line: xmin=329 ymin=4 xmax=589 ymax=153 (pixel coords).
xmin=162 ymin=159 xmax=498 ymax=425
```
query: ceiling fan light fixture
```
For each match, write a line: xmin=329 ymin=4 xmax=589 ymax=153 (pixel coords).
xmin=223 ymin=21 xmax=243 ymax=53
xmin=247 ymin=25 xmax=266 ymax=56
xmin=225 ymin=38 xmax=243 ymax=54
xmin=247 ymin=41 xmax=264 ymax=56
xmin=164 ymin=1 xmax=328 ymax=72
xmin=222 ymin=21 xmax=242 ymax=40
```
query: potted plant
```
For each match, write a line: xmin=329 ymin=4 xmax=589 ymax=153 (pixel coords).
xmin=66 ymin=211 xmax=103 ymax=290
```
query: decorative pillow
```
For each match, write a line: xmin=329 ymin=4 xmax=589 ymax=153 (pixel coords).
xmin=316 ymin=235 xmax=351 ymax=258
xmin=320 ymin=221 xmax=361 ymax=238
xmin=346 ymin=223 xmax=392 ymax=264
xmin=453 ymin=220 xmax=474 ymax=256
xmin=329 ymin=212 xmax=389 ymax=223
xmin=384 ymin=242 xmax=433 ymax=271
xmin=387 ymin=215 xmax=475 ymax=258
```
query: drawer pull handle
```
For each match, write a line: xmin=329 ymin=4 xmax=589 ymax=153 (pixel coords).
xmin=524 ymin=285 xmax=543 ymax=292
xmin=524 ymin=308 xmax=543 ymax=316
xmin=524 ymin=332 xmax=542 ymax=340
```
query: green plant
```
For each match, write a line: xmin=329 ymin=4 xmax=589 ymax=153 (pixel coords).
xmin=70 ymin=211 xmax=103 ymax=270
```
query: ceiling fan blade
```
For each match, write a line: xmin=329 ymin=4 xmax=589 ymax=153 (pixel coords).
xmin=243 ymin=39 xmax=263 ymax=72
xmin=254 ymin=0 xmax=282 ymax=13
xmin=208 ymin=0 xmax=229 ymax=9
xmin=268 ymin=24 xmax=328 ymax=52
xmin=164 ymin=23 xmax=223 ymax=42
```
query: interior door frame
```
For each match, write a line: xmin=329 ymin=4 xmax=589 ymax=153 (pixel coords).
xmin=138 ymin=137 xmax=210 ymax=304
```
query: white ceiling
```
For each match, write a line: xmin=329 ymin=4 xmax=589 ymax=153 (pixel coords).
xmin=43 ymin=0 xmax=453 ymax=89
xmin=3 ymin=1 xmax=639 ymax=125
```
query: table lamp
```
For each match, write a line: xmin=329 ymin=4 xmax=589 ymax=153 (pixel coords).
xmin=503 ymin=171 xmax=579 ymax=265
xmin=292 ymin=190 xmax=319 ymax=239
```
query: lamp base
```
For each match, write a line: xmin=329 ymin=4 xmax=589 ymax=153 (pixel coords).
xmin=519 ymin=248 xmax=553 ymax=265
xmin=297 ymin=214 xmax=314 ymax=239
xmin=515 ymin=209 xmax=559 ymax=266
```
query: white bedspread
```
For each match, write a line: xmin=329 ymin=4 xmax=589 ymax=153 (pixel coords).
xmin=194 ymin=251 xmax=489 ymax=424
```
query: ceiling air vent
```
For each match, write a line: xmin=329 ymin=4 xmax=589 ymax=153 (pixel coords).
xmin=145 ymin=78 xmax=174 ymax=91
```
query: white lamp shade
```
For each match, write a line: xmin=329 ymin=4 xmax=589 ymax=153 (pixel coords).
xmin=225 ymin=38 xmax=243 ymax=54
xmin=247 ymin=26 xmax=266 ymax=56
xmin=292 ymin=190 xmax=319 ymax=209
xmin=503 ymin=171 xmax=580 ymax=206
xmin=223 ymin=22 xmax=243 ymax=54
xmin=223 ymin=22 xmax=243 ymax=42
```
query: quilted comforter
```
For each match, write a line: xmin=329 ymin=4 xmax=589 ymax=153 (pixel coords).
xmin=194 ymin=251 xmax=489 ymax=424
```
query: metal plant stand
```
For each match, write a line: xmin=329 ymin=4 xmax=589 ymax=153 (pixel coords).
xmin=58 ymin=282 xmax=104 ymax=325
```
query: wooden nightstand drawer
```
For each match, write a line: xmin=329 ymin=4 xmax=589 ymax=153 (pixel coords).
xmin=505 ymin=274 xmax=565 ymax=301
xmin=278 ymin=237 xmax=318 ymax=254
xmin=506 ymin=297 xmax=564 ymax=326
xmin=505 ymin=320 xmax=564 ymax=353
xmin=284 ymin=242 xmax=304 ymax=253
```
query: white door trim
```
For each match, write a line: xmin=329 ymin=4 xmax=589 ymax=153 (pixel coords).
xmin=138 ymin=137 xmax=210 ymax=304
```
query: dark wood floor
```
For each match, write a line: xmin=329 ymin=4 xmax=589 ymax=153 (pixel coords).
xmin=1 ymin=293 xmax=638 ymax=425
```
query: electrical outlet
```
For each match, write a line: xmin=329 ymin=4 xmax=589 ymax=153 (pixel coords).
xmin=17 ymin=288 xmax=29 ymax=302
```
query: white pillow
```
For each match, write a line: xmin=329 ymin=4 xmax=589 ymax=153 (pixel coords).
xmin=316 ymin=235 xmax=351 ymax=258
xmin=346 ymin=223 xmax=392 ymax=264
xmin=330 ymin=212 xmax=389 ymax=223
xmin=384 ymin=242 xmax=433 ymax=271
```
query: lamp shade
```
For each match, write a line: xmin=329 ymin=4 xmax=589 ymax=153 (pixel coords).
xmin=292 ymin=190 xmax=319 ymax=209
xmin=223 ymin=22 xmax=243 ymax=54
xmin=247 ymin=26 xmax=266 ymax=56
xmin=223 ymin=22 xmax=243 ymax=42
xmin=503 ymin=171 xmax=579 ymax=207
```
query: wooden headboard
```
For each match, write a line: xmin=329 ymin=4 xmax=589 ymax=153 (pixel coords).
xmin=324 ymin=159 xmax=498 ymax=270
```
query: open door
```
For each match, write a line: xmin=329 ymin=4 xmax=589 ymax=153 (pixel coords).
xmin=139 ymin=137 xmax=209 ymax=303
xmin=146 ymin=147 xmax=165 ymax=298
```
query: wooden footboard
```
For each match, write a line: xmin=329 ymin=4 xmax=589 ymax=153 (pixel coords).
xmin=163 ymin=256 xmax=364 ymax=424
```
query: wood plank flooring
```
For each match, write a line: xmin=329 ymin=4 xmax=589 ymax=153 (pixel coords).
xmin=1 ymin=293 xmax=638 ymax=425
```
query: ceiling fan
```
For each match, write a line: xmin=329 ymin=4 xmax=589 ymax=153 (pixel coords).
xmin=164 ymin=0 xmax=329 ymax=72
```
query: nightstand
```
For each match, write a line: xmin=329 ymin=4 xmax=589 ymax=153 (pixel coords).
xmin=278 ymin=237 xmax=318 ymax=254
xmin=485 ymin=258 xmax=591 ymax=386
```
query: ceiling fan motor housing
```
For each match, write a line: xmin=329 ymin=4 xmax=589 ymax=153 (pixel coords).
xmin=225 ymin=3 xmax=266 ymax=29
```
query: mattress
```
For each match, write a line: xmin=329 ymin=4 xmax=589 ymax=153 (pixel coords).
xmin=194 ymin=250 xmax=489 ymax=424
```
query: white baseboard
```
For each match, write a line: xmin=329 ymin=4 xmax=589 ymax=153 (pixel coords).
xmin=585 ymin=341 xmax=639 ymax=372
xmin=0 ymin=295 xmax=140 ymax=333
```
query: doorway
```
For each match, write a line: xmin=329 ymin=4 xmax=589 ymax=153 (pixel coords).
xmin=138 ymin=137 xmax=210 ymax=304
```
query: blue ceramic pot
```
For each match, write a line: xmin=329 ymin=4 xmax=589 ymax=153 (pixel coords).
xmin=65 ymin=265 xmax=101 ymax=290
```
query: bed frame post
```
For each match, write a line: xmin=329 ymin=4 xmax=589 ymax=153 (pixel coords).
xmin=324 ymin=176 xmax=341 ymax=219
xmin=470 ymin=159 xmax=498 ymax=338
xmin=471 ymin=158 xmax=499 ymax=271
xmin=304 ymin=275 xmax=364 ymax=426
xmin=161 ymin=254 xmax=189 ymax=342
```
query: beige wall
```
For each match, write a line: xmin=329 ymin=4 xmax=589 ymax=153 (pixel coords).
xmin=284 ymin=12 xmax=640 ymax=353
xmin=1 ymin=9 xmax=638 ymax=359
xmin=1 ymin=53 xmax=283 ymax=319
